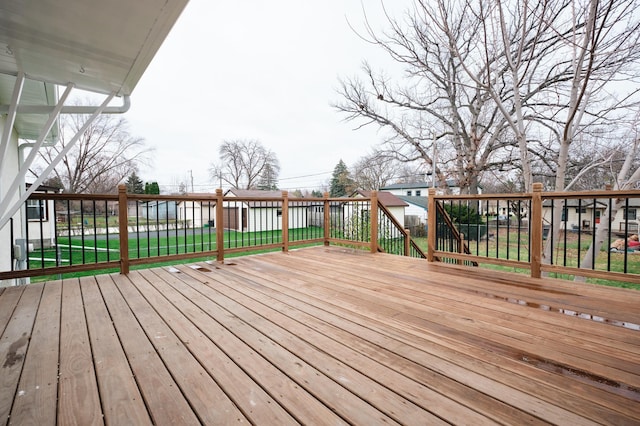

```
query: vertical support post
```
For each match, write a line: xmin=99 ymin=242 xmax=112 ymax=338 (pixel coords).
xmin=282 ymin=191 xmax=289 ymax=252
xmin=323 ymin=192 xmax=330 ymax=246
xmin=458 ymin=233 xmax=464 ymax=265
xmin=404 ymin=228 xmax=411 ymax=256
xmin=427 ymin=188 xmax=436 ymax=262
xmin=118 ymin=184 xmax=129 ymax=274
xmin=370 ymin=191 xmax=378 ymax=253
xmin=216 ymin=189 xmax=224 ymax=263
xmin=530 ymin=182 xmax=543 ymax=278
xmin=0 ymin=72 xmax=25 ymax=178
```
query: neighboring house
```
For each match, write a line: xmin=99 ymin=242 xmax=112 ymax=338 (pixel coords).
xmin=542 ymin=199 xmax=605 ymax=231
xmin=176 ymin=198 xmax=216 ymax=228
xmin=351 ymin=190 xmax=408 ymax=229
xmin=485 ymin=200 xmax=529 ymax=218
xmin=140 ymin=200 xmax=178 ymax=221
xmin=381 ymin=180 xmax=474 ymax=197
xmin=615 ymin=201 xmax=640 ymax=234
xmin=308 ymin=200 xmax=344 ymax=228
xmin=24 ymin=183 xmax=60 ymax=250
xmin=541 ymin=198 xmax=640 ymax=233
xmin=224 ymin=189 xmax=308 ymax=232
xmin=397 ymin=195 xmax=429 ymax=225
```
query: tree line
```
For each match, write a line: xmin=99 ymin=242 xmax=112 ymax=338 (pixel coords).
xmin=334 ymin=0 xmax=640 ymax=194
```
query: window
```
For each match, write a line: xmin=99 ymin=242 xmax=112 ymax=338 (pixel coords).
xmin=624 ymin=208 xmax=637 ymax=220
xmin=415 ymin=190 xmax=421 ymax=196
xmin=406 ymin=191 xmax=412 ymax=196
xmin=27 ymin=199 xmax=47 ymax=221
xmin=277 ymin=208 xmax=282 ymax=217
xmin=575 ymin=207 xmax=586 ymax=214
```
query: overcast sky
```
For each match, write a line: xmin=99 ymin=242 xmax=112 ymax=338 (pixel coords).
xmin=123 ymin=0 xmax=412 ymax=193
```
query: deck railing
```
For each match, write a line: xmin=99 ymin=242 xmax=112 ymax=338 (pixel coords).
xmin=428 ymin=183 xmax=640 ymax=284
xmin=0 ymin=186 xmax=422 ymax=283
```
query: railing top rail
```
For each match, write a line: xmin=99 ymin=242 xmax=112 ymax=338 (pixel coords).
xmin=542 ymin=189 xmax=640 ymax=199
xmin=433 ymin=189 xmax=640 ymax=201
xmin=432 ymin=193 xmax=531 ymax=201
xmin=127 ymin=193 xmax=218 ymax=202
xmin=28 ymin=192 xmax=119 ymax=201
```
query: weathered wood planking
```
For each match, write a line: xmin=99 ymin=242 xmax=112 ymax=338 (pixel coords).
xmin=0 ymin=246 xmax=638 ymax=425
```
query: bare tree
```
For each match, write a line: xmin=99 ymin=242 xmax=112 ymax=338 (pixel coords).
xmin=439 ymin=0 xmax=640 ymax=191
xmin=352 ymin=151 xmax=403 ymax=190
xmin=209 ymin=139 xmax=280 ymax=189
xmin=35 ymin=111 xmax=150 ymax=193
xmin=335 ymin=2 xmax=525 ymax=195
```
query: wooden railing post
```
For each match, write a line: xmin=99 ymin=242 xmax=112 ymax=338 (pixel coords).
xmin=323 ymin=192 xmax=330 ymax=246
xmin=404 ymin=228 xmax=411 ymax=256
xmin=370 ymin=191 xmax=378 ymax=253
xmin=458 ymin=233 xmax=464 ymax=265
xmin=427 ymin=188 xmax=436 ymax=262
xmin=118 ymin=184 xmax=130 ymax=274
xmin=216 ymin=189 xmax=224 ymax=263
xmin=530 ymin=183 xmax=543 ymax=278
xmin=282 ymin=191 xmax=289 ymax=252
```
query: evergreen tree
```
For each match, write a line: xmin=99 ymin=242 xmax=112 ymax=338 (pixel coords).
xmin=311 ymin=190 xmax=323 ymax=198
xmin=257 ymin=162 xmax=279 ymax=190
xmin=329 ymin=159 xmax=354 ymax=197
xmin=145 ymin=181 xmax=160 ymax=194
xmin=125 ymin=172 xmax=144 ymax=194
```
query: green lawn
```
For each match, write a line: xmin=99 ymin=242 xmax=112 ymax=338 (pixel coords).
xmin=413 ymin=231 xmax=640 ymax=290
xmin=27 ymin=226 xmax=326 ymax=280
xmin=26 ymin=225 xmax=640 ymax=290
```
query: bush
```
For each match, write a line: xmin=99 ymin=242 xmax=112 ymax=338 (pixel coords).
xmin=443 ymin=203 xmax=482 ymax=224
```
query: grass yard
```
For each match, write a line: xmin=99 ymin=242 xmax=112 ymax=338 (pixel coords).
xmin=25 ymin=224 xmax=640 ymax=289
xmin=28 ymin=226 xmax=326 ymax=281
xmin=413 ymin=229 xmax=640 ymax=290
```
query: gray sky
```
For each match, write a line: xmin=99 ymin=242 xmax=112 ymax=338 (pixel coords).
xmin=125 ymin=0 xmax=412 ymax=193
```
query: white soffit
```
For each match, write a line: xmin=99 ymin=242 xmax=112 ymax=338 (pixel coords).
xmin=0 ymin=73 xmax=57 ymax=140
xmin=0 ymin=0 xmax=189 ymax=96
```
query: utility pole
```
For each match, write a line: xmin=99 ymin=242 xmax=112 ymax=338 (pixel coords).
xmin=189 ymin=170 xmax=194 ymax=192
xmin=431 ymin=128 xmax=437 ymax=189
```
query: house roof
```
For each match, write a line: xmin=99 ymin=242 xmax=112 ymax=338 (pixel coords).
xmin=225 ymin=189 xmax=283 ymax=198
xmin=381 ymin=180 xmax=458 ymax=190
xmin=397 ymin=195 xmax=428 ymax=209
xmin=225 ymin=188 xmax=290 ymax=208
xmin=353 ymin=190 xmax=408 ymax=207
xmin=25 ymin=182 xmax=62 ymax=193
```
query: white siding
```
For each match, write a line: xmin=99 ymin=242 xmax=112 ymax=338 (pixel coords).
xmin=0 ymin=117 xmax=21 ymax=275
xmin=403 ymin=203 xmax=428 ymax=224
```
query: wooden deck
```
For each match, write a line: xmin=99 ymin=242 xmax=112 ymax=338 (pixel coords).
xmin=1 ymin=246 xmax=639 ymax=425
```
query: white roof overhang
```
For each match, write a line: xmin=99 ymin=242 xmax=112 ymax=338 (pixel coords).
xmin=0 ymin=0 xmax=189 ymax=232
xmin=0 ymin=0 xmax=189 ymax=96
xmin=0 ymin=0 xmax=189 ymax=138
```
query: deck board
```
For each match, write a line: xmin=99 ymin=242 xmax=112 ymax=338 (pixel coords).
xmin=57 ymin=279 xmax=102 ymax=426
xmin=1 ymin=246 xmax=640 ymax=425
xmin=231 ymin=251 xmax=636 ymax=424
xmin=0 ymin=283 xmax=42 ymax=425
xmin=94 ymin=274 xmax=201 ymax=426
xmin=9 ymin=281 xmax=60 ymax=426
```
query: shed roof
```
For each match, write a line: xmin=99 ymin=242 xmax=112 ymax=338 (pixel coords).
xmin=397 ymin=195 xmax=429 ymax=209
xmin=353 ymin=190 xmax=408 ymax=207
